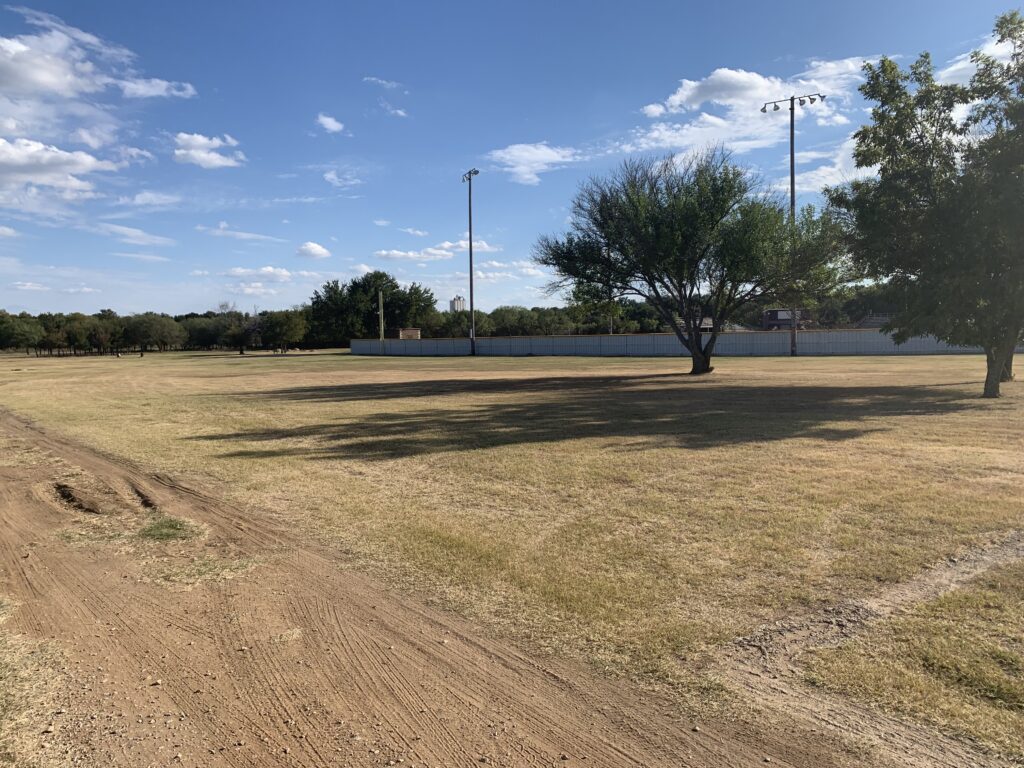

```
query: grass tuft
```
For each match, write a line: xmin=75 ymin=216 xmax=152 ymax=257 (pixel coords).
xmin=138 ymin=515 xmax=194 ymax=541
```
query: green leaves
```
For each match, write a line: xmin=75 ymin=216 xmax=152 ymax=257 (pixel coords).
xmin=830 ymin=11 xmax=1024 ymax=396
xmin=535 ymin=148 xmax=844 ymax=367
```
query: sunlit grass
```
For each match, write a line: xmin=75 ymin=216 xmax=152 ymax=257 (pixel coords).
xmin=0 ymin=351 xmax=1020 ymax=709
xmin=807 ymin=561 xmax=1024 ymax=758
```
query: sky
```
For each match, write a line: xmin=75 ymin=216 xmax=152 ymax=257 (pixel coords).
xmin=0 ymin=0 xmax=1013 ymax=315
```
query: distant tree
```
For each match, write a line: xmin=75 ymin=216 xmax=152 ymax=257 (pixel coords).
xmin=566 ymin=281 xmax=623 ymax=334
xmin=828 ymin=11 xmax=1024 ymax=397
xmin=259 ymin=309 xmax=307 ymax=352
xmin=91 ymin=309 xmax=124 ymax=353
xmin=535 ymin=149 xmax=843 ymax=374
xmin=436 ymin=310 xmax=494 ymax=338
xmin=309 ymin=273 xmax=438 ymax=346
xmin=309 ymin=280 xmax=352 ymax=347
xmin=217 ymin=304 xmax=259 ymax=354
xmin=12 ymin=314 xmax=43 ymax=354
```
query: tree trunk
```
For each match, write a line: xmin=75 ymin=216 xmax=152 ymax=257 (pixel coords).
xmin=689 ymin=350 xmax=714 ymax=375
xmin=790 ymin=307 xmax=798 ymax=356
xmin=984 ymin=342 xmax=1016 ymax=398
xmin=1001 ymin=350 xmax=1015 ymax=383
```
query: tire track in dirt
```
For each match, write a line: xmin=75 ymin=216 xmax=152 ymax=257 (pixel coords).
xmin=718 ymin=530 xmax=1024 ymax=768
xmin=1 ymin=408 xmax=844 ymax=768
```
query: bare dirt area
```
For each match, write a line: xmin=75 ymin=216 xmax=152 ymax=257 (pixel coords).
xmin=0 ymin=408 xmax=844 ymax=768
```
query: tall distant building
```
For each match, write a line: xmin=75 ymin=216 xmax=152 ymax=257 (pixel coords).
xmin=449 ymin=295 xmax=467 ymax=312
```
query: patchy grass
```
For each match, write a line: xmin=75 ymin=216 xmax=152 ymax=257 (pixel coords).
xmin=0 ymin=602 xmax=57 ymax=767
xmin=0 ymin=351 xmax=1021 ymax=702
xmin=152 ymin=555 xmax=255 ymax=585
xmin=138 ymin=515 xmax=194 ymax=541
xmin=806 ymin=561 xmax=1024 ymax=759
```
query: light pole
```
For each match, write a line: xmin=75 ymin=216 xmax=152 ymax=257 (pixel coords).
xmin=761 ymin=92 xmax=825 ymax=356
xmin=462 ymin=168 xmax=480 ymax=355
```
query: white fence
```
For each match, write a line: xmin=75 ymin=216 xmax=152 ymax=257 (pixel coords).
xmin=351 ymin=329 xmax=992 ymax=357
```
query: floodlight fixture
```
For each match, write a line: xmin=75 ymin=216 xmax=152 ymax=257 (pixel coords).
xmin=462 ymin=168 xmax=480 ymax=354
xmin=758 ymin=92 xmax=828 ymax=356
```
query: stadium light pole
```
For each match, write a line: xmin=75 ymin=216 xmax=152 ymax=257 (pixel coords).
xmin=462 ymin=168 xmax=480 ymax=355
xmin=761 ymin=93 xmax=826 ymax=356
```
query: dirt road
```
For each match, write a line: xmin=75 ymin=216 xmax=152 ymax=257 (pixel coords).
xmin=0 ymin=409 xmax=853 ymax=768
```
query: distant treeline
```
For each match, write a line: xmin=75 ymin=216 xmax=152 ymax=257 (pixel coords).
xmin=0 ymin=270 xmax=899 ymax=355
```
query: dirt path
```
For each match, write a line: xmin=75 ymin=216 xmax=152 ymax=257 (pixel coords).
xmin=719 ymin=532 xmax=1024 ymax=768
xmin=0 ymin=409 xmax=850 ymax=768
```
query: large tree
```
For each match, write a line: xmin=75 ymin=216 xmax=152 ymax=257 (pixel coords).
xmin=535 ymin=149 xmax=843 ymax=374
xmin=828 ymin=11 xmax=1024 ymax=397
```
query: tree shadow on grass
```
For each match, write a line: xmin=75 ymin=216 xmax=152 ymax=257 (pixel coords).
xmin=189 ymin=373 xmax=987 ymax=462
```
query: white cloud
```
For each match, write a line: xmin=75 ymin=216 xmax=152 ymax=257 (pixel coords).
xmin=0 ymin=136 xmax=117 ymax=212
xmin=224 ymin=266 xmax=292 ymax=281
xmin=173 ymin=132 xmax=246 ymax=169
xmin=399 ymin=227 xmax=428 ymax=236
xmin=792 ymin=136 xmax=876 ymax=193
xmin=316 ymin=113 xmax=344 ymax=133
xmin=488 ymin=142 xmax=580 ymax=184
xmin=0 ymin=8 xmax=194 ymax=154
xmin=435 ymin=238 xmax=501 ymax=253
xmin=373 ymin=219 xmax=390 ymax=226
xmin=113 ymin=252 xmax=170 ymax=262
xmin=97 ymin=222 xmax=175 ymax=246
xmin=0 ymin=225 xmax=17 ymax=237
xmin=227 ymin=281 xmax=276 ymax=296
xmin=117 ymin=190 xmax=181 ymax=207
xmin=375 ymin=236 xmax=501 ymax=263
xmin=120 ymin=78 xmax=196 ymax=99
xmin=938 ymin=36 xmax=1013 ymax=85
xmin=354 ymin=263 xmax=373 ymax=274
xmin=189 ymin=269 xmax=209 ymax=276
xmin=72 ymin=125 xmax=117 ymax=149
xmin=479 ymin=260 xmax=508 ymax=268
xmin=296 ymin=241 xmax=330 ymax=259
xmin=60 ymin=284 xmax=99 ymax=293
xmin=627 ymin=57 xmax=872 ymax=157
xmin=323 ymin=169 xmax=362 ymax=188
xmin=12 ymin=280 xmax=48 ymax=291
xmin=197 ymin=221 xmax=285 ymax=242
xmin=518 ymin=266 xmax=544 ymax=277
xmin=363 ymin=76 xmax=401 ymax=89
xmin=474 ymin=270 xmax=518 ymax=283
xmin=378 ymin=98 xmax=407 ymax=118
xmin=375 ymin=248 xmax=453 ymax=262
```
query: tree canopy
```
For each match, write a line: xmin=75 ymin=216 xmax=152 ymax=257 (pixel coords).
xmin=535 ymin=149 xmax=845 ymax=373
xmin=828 ymin=11 xmax=1024 ymax=397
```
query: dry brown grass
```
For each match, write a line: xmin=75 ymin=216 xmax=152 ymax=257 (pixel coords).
xmin=0 ymin=602 xmax=59 ymax=767
xmin=806 ymin=560 xmax=1024 ymax=758
xmin=0 ymin=351 xmax=1021 ymax=714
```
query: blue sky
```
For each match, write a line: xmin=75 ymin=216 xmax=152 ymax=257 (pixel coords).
xmin=0 ymin=0 xmax=1012 ymax=314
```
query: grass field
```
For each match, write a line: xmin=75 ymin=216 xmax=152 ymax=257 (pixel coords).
xmin=0 ymin=351 xmax=1021 ymax=751
xmin=808 ymin=560 xmax=1024 ymax=757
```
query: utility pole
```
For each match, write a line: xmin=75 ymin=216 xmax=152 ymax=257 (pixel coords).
xmin=378 ymin=289 xmax=384 ymax=354
xmin=462 ymin=168 xmax=480 ymax=355
xmin=761 ymin=92 xmax=825 ymax=357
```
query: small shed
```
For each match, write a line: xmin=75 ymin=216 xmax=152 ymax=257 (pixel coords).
xmin=398 ymin=328 xmax=421 ymax=340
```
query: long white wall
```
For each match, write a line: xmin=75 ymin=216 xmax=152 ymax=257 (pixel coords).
xmin=351 ymin=329 xmax=992 ymax=357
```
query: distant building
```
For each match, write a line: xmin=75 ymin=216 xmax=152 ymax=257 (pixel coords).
xmin=449 ymin=295 xmax=467 ymax=312
xmin=761 ymin=308 xmax=808 ymax=330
